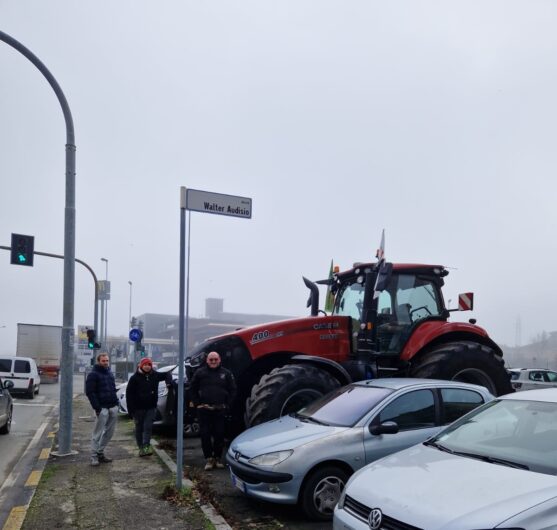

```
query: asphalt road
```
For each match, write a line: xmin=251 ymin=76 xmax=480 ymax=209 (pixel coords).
xmin=0 ymin=383 xmax=57 ymax=486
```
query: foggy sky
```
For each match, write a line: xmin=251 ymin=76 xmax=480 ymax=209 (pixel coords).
xmin=1 ymin=0 xmax=556 ymax=355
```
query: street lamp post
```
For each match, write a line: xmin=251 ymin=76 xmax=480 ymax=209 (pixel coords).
xmin=0 ymin=30 xmax=77 ymax=456
xmin=101 ymin=257 xmax=108 ymax=355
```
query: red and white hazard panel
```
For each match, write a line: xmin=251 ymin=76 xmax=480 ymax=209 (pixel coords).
xmin=458 ymin=292 xmax=474 ymax=311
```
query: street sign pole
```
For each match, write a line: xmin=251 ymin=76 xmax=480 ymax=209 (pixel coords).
xmin=176 ymin=186 xmax=252 ymax=490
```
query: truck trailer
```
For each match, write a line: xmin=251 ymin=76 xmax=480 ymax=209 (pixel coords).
xmin=16 ymin=323 xmax=62 ymax=383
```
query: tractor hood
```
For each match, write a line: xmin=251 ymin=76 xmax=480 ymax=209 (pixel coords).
xmin=186 ymin=314 xmax=352 ymax=367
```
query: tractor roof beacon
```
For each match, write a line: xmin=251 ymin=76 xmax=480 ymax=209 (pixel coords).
xmin=185 ymin=235 xmax=512 ymax=431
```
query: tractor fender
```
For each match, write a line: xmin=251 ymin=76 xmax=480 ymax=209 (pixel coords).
xmin=290 ymin=355 xmax=352 ymax=386
xmin=401 ymin=320 xmax=503 ymax=362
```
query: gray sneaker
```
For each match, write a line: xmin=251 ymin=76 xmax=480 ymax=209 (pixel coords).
xmin=90 ymin=455 xmax=100 ymax=467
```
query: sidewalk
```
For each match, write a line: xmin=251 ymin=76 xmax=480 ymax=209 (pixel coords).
xmin=20 ymin=394 xmax=219 ymax=530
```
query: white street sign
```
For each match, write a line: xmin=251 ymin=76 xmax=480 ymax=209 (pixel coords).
xmin=185 ymin=188 xmax=252 ymax=219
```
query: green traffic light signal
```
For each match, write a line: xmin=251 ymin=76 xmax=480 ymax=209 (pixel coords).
xmin=86 ymin=329 xmax=97 ymax=349
xmin=10 ymin=233 xmax=34 ymax=267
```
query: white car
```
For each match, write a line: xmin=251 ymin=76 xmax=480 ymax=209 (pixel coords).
xmin=508 ymin=367 xmax=557 ymax=391
xmin=334 ymin=387 xmax=557 ymax=530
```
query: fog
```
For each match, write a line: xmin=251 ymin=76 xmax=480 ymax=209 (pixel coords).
xmin=1 ymin=1 xmax=556 ymax=355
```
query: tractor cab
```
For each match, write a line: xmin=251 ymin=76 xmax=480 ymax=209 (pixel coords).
xmin=331 ymin=263 xmax=449 ymax=357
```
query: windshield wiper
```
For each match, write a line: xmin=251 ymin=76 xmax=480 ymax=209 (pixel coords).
xmin=299 ymin=416 xmax=330 ymax=426
xmin=423 ymin=440 xmax=456 ymax=454
xmin=474 ymin=455 xmax=529 ymax=470
xmin=425 ymin=442 xmax=530 ymax=470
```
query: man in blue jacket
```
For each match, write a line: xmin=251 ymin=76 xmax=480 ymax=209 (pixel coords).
xmin=85 ymin=353 xmax=119 ymax=466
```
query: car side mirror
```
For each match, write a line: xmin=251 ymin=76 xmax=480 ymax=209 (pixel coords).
xmin=2 ymin=380 xmax=14 ymax=390
xmin=369 ymin=420 xmax=399 ymax=436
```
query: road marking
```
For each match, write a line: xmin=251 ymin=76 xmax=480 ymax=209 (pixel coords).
xmin=47 ymin=432 xmax=55 ymax=438
xmin=38 ymin=448 xmax=50 ymax=460
xmin=24 ymin=471 xmax=42 ymax=487
xmin=2 ymin=505 xmax=26 ymax=530
xmin=0 ymin=422 xmax=50 ymax=502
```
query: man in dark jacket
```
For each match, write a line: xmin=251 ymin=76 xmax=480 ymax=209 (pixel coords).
xmin=126 ymin=357 xmax=172 ymax=456
xmin=85 ymin=353 xmax=119 ymax=466
xmin=190 ymin=351 xmax=236 ymax=470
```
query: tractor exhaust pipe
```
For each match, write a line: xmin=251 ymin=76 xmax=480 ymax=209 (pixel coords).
xmin=303 ymin=276 xmax=319 ymax=316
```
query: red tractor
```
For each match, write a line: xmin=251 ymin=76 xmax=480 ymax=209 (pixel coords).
xmin=185 ymin=248 xmax=512 ymax=429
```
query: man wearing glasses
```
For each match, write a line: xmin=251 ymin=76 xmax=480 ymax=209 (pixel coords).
xmin=190 ymin=351 xmax=236 ymax=470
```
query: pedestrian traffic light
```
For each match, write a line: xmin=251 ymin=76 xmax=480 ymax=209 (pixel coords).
xmin=139 ymin=345 xmax=146 ymax=358
xmin=87 ymin=329 xmax=100 ymax=349
xmin=10 ymin=233 xmax=34 ymax=266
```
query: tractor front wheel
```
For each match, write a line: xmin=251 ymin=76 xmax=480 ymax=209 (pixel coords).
xmin=245 ymin=364 xmax=340 ymax=427
xmin=410 ymin=341 xmax=513 ymax=396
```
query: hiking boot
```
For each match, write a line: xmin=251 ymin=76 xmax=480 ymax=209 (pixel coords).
xmin=214 ymin=459 xmax=225 ymax=469
xmin=97 ymin=453 xmax=112 ymax=463
xmin=90 ymin=455 xmax=100 ymax=467
xmin=143 ymin=444 xmax=154 ymax=456
xmin=204 ymin=458 xmax=215 ymax=471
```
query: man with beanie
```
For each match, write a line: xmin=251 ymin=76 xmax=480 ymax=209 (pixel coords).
xmin=126 ymin=357 xmax=172 ymax=456
xmin=189 ymin=351 xmax=236 ymax=470
xmin=86 ymin=353 xmax=119 ymax=466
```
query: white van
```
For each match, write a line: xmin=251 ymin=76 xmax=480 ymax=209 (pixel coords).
xmin=0 ymin=357 xmax=40 ymax=398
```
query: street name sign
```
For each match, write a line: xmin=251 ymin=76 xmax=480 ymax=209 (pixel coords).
xmin=185 ymin=188 xmax=252 ymax=219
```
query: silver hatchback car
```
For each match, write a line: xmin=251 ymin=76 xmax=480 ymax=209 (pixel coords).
xmin=226 ymin=378 xmax=493 ymax=521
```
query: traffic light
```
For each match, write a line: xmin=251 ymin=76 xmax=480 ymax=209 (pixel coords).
xmin=87 ymin=329 xmax=100 ymax=350
xmin=139 ymin=345 xmax=146 ymax=358
xmin=10 ymin=233 xmax=34 ymax=266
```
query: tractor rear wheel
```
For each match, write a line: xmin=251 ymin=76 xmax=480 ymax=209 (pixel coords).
xmin=245 ymin=364 xmax=340 ymax=427
xmin=409 ymin=341 xmax=513 ymax=396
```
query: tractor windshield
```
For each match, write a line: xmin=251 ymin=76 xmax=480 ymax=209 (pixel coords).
xmin=333 ymin=281 xmax=365 ymax=320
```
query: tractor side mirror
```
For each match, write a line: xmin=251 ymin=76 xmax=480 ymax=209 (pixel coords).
xmin=369 ymin=420 xmax=399 ymax=436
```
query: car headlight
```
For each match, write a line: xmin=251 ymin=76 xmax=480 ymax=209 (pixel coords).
xmin=248 ymin=450 xmax=293 ymax=466
xmin=158 ymin=382 xmax=168 ymax=397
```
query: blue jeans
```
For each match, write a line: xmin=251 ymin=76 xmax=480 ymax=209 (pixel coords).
xmin=133 ymin=408 xmax=156 ymax=448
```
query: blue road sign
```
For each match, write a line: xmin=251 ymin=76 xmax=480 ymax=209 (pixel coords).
xmin=129 ymin=328 xmax=143 ymax=342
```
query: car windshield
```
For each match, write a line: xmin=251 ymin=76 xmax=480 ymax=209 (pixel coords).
xmin=431 ymin=398 xmax=557 ymax=475
xmin=294 ymin=384 xmax=393 ymax=427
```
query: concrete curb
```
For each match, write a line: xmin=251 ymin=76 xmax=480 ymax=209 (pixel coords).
xmin=151 ymin=439 xmax=233 ymax=530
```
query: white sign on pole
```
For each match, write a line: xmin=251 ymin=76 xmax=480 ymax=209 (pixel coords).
xmin=185 ymin=188 xmax=252 ymax=219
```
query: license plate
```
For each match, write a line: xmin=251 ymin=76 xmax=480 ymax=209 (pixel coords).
xmin=231 ymin=472 xmax=246 ymax=493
